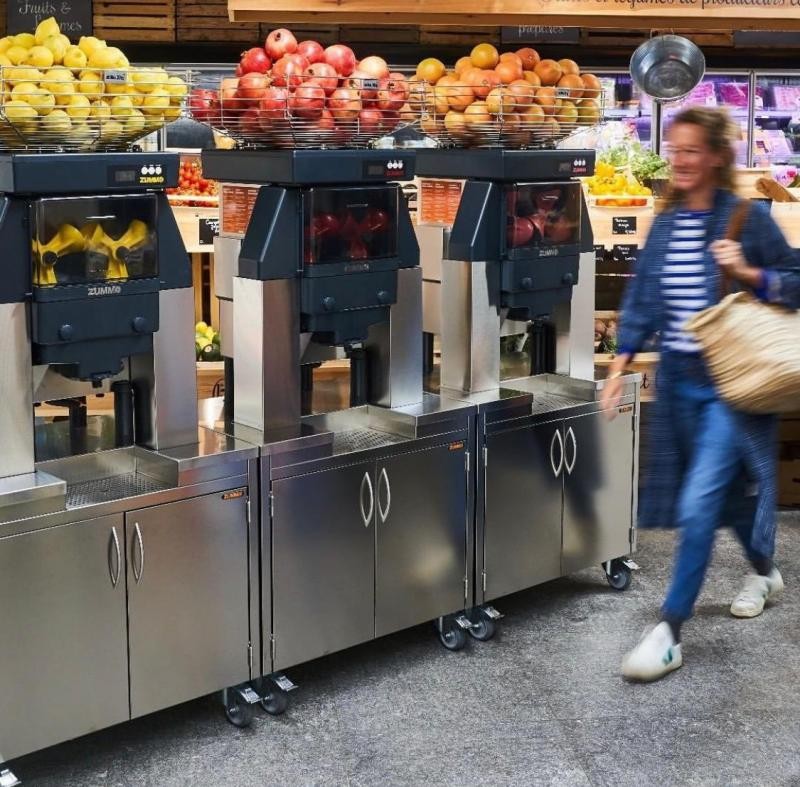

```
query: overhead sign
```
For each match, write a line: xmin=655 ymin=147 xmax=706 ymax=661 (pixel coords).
xmin=501 ymin=25 xmax=581 ymax=45
xmin=7 ymin=0 xmax=93 ymax=37
xmin=229 ymin=0 xmax=800 ymax=29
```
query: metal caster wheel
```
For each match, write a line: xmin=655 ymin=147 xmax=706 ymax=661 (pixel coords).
xmin=437 ymin=618 xmax=469 ymax=651
xmin=606 ymin=559 xmax=632 ymax=591
xmin=469 ymin=616 xmax=496 ymax=642
xmin=224 ymin=693 xmax=255 ymax=728
xmin=260 ymin=686 xmax=289 ymax=716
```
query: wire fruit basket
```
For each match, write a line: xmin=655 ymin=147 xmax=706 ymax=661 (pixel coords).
xmin=0 ymin=66 xmax=190 ymax=152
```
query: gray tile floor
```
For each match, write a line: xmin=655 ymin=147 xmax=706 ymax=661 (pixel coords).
xmin=12 ymin=511 xmax=800 ymax=787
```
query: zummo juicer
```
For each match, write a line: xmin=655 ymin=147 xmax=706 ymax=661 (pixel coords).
xmin=415 ymin=148 xmax=641 ymax=638
xmin=202 ymin=148 xmax=477 ymax=713
xmin=0 ymin=152 xmax=260 ymax=783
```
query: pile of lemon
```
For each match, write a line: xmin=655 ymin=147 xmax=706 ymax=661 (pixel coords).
xmin=0 ymin=17 xmax=187 ymax=147
xmin=585 ymin=161 xmax=652 ymax=206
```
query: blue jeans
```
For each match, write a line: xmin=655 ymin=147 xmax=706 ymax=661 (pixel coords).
xmin=660 ymin=355 xmax=766 ymax=622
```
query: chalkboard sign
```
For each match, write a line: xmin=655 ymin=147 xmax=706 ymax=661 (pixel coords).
xmin=593 ymin=244 xmax=606 ymax=265
xmin=501 ymin=25 xmax=580 ymax=45
xmin=7 ymin=1 xmax=93 ymax=37
xmin=612 ymin=243 xmax=638 ymax=264
xmin=612 ymin=216 xmax=638 ymax=236
xmin=198 ymin=217 xmax=220 ymax=246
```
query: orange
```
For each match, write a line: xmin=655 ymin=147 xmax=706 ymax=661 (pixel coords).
xmin=495 ymin=60 xmax=523 ymax=85
xmin=535 ymin=59 xmax=562 ymax=87
xmin=516 ymin=48 xmax=540 ymax=71
xmin=470 ymin=43 xmax=499 ymax=70
xmin=455 ymin=56 xmax=472 ymax=74
xmin=558 ymin=58 xmax=580 ymax=76
xmin=522 ymin=71 xmax=541 ymax=88
xmin=446 ymin=80 xmax=474 ymax=112
xmin=486 ymin=86 xmax=514 ymax=116
xmin=557 ymin=73 xmax=584 ymax=101
xmin=416 ymin=57 xmax=446 ymax=84
xmin=508 ymin=79 xmax=535 ymax=107
xmin=534 ymin=85 xmax=558 ymax=115
xmin=580 ymin=73 xmax=602 ymax=101
xmin=469 ymin=69 xmax=501 ymax=99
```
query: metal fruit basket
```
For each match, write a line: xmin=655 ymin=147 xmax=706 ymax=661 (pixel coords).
xmin=188 ymin=74 xmax=410 ymax=150
xmin=0 ymin=66 xmax=190 ymax=152
xmin=407 ymin=79 xmax=605 ymax=150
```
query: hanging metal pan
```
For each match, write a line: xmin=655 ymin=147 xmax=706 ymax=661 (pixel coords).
xmin=630 ymin=35 xmax=706 ymax=102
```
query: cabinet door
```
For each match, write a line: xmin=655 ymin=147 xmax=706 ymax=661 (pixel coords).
xmin=126 ymin=490 xmax=250 ymax=719
xmin=562 ymin=409 xmax=635 ymax=574
xmin=271 ymin=463 xmax=375 ymax=671
xmin=0 ymin=515 xmax=129 ymax=761
xmin=483 ymin=422 xmax=564 ymax=601
xmin=375 ymin=444 xmax=467 ymax=638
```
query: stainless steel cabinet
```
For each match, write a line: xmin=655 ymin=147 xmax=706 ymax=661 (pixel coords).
xmin=483 ymin=422 xmax=564 ymax=600
xmin=271 ymin=462 xmax=376 ymax=671
xmin=375 ymin=444 xmax=467 ymax=637
xmin=0 ymin=515 xmax=129 ymax=762
xmin=562 ymin=410 xmax=635 ymax=575
xmin=126 ymin=490 xmax=250 ymax=718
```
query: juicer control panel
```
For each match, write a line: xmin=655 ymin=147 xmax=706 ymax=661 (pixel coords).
xmin=363 ymin=158 xmax=407 ymax=180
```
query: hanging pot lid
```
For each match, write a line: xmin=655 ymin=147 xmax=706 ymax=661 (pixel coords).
xmin=630 ymin=35 xmax=706 ymax=103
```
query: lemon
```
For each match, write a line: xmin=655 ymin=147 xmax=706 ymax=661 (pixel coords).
xmin=88 ymin=47 xmax=120 ymax=70
xmin=0 ymin=54 xmax=12 ymax=68
xmin=90 ymin=99 xmax=111 ymax=121
xmin=144 ymin=113 xmax=164 ymax=131
xmin=79 ymin=37 xmax=106 ymax=59
xmin=42 ymin=68 xmax=75 ymax=105
xmin=23 ymin=87 xmax=56 ymax=116
xmin=69 ymin=121 xmax=93 ymax=146
xmin=105 ymin=77 xmax=129 ymax=96
xmin=43 ymin=36 xmax=67 ymax=65
xmin=142 ymin=88 xmax=169 ymax=116
xmin=66 ymin=93 xmax=91 ymax=120
xmin=34 ymin=17 xmax=61 ymax=46
xmin=125 ymin=108 xmax=145 ymax=134
xmin=78 ymin=71 xmax=104 ymax=99
xmin=41 ymin=108 xmax=71 ymax=134
xmin=6 ymin=66 xmax=43 ymax=86
xmin=115 ymin=51 xmax=130 ymax=69
xmin=164 ymin=105 xmax=182 ymax=122
xmin=12 ymin=34 xmax=36 ymax=50
xmin=110 ymin=95 xmax=133 ymax=118
xmin=165 ymin=76 xmax=187 ymax=100
xmin=6 ymin=46 xmax=31 ymax=66
xmin=63 ymin=46 xmax=88 ymax=70
xmin=131 ymin=68 xmax=157 ymax=94
xmin=99 ymin=119 xmax=123 ymax=140
xmin=126 ymin=84 xmax=144 ymax=107
xmin=25 ymin=46 xmax=54 ymax=69
xmin=4 ymin=98 xmax=38 ymax=127
xmin=0 ymin=37 xmax=13 ymax=55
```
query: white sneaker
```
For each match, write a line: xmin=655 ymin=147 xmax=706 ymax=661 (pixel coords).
xmin=621 ymin=622 xmax=683 ymax=682
xmin=730 ymin=568 xmax=784 ymax=618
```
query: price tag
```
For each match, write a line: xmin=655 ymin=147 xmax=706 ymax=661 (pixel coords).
xmin=612 ymin=216 xmax=637 ymax=235
xmin=104 ymin=70 xmax=128 ymax=85
xmin=198 ymin=217 xmax=220 ymax=246
xmin=612 ymin=243 xmax=638 ymax=263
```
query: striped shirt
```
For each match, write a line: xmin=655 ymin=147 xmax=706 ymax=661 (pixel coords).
xmin=661 ymin=210 xmax=712 ymax=353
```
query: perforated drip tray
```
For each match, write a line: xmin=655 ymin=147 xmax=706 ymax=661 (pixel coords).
xmin=66 ymin=473 xmax=171 ymax=509
xmin=530 ymin=392 xmax=587 ymax=415
xmin=333 ymin=429 xmax=405 ymax=456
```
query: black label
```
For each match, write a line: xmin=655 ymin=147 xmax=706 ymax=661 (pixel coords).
xmin=594 ymin=244 xmax=606 ymax=265
xmin=198 ymin=217 xmax=219 ymax=246
xmin=7 ymin=0 xmax=93 ymax=36
xmin=612 ymin=216 xmax=638 ymax=235
xmin=612 ymin=244 xmax=638 ymax=263
xmin=501 ymin=25 xmax=580 ymax=44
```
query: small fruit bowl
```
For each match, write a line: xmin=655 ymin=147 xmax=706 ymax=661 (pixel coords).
xmin=0 ymin=65 xmax=189 ymax=152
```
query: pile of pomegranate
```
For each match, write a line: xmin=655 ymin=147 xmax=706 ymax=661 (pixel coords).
xmin=188 ymin=28 xmax=410 ymax=146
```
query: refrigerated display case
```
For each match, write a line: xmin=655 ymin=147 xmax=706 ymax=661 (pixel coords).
xmin=753 ymin=72 xmax=800 ymax=168
xmin=593 ymin=70 xmax=655 ymax=149
xmin=658 ymin=71 xmax=752 ymax=166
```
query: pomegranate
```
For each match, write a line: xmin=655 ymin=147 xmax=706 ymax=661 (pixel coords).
xmin=358 ymin=55 xmax=389 ymax=80
xmin=360 ymin=207 xmax=390 ymax=233
xmin=188 ymin=88 xmax=218 ymax=122
xmin=348 ymin=238 xmax=369 ymax=260
xmin=311 ymin=212 xmax=341 ymax=238
xmin=289 ymin=79 xmax=325 ymax=119
xmin=240 ymin=107 xmax=262 ymax=135
xmin=258 ymin=86 xmax=289 ymax=123
xmin=324 ymin=44 xmax=357 ymax=77
xmin=507 ymin=216 xmax=535 ymax=248
xmin=306 ymin=62 xmax=338 ymax=96
xmin=377 ymin=74 xmax=408 ymax=112
xmin=357 ymin=107 xmax=383 ymax=134
xmin=265 ymin=28 xmax=298 ymax=61
xmin=378 ymin=110 xmax=400 ymax=134
xmin=239 ymin=47 xmax=272 ymax=75
xmin=272 ymin=55 xmax=307 ymax=90
xmin=237 ymin=72 xmax=269 ymax=102
xmin=328 ymin=87 xmax=362 ymax=121
xmin=345 ymin=70 xmax=379 ymax=102
xmin=220 ymin=77 xmax=244 ymax=117
xmin=297 ymin=40 xmax=325 ymax=65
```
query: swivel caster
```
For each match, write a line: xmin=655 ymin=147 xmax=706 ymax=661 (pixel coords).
xmin=260 ymin=674 xmax=296 ymax=716
xmin=605 ymin=558 xmax=634 ymax=591
xmin=0 ymin=769 xmax=21 ymax=787
xmin=222 ymin=685 xmax=260 ymax=728
xmin=469 ymin=605 xmax=503 ymax=642
xmin=436 ymin=614 xmax=471 ymax=651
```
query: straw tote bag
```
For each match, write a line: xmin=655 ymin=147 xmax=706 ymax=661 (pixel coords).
xmin=685 ymin=201 xmax=800 ymax=414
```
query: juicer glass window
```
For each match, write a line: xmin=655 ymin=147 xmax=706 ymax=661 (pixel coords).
xmin=505 ymin=181 xmax=581 ymax=251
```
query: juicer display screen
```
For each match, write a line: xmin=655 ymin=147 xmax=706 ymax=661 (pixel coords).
xmin=505 ymin=182 xmax=581 ymax=251
xmin=113 ymin=170 xmax=138 ymax=184
xmin=303 ymin=186 xmax=399 ymax=265
xmin=31 ymin=195 xmax=158 ymax=287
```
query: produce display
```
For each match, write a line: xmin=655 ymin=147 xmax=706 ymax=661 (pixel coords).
xmin=167 ymin=155 xmax=219 ymax=206
xmin=187 ymin=27 xmax=410 ymax=147
xmin=408 ymin=44 xmax=603 ymax=148
xmin=0 ymin=17 xmax=187 ymax=150
xmin=195 ymin=321 xmax=221 ymax=361
xmin=584 ymin=145 xmax=667 ymax=206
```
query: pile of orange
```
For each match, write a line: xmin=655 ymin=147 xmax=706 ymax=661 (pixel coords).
xmin=412 ymin=44 xmax=602 ymax=146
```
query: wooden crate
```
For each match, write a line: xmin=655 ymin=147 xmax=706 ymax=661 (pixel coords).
xmin=771 ymin=203 xmax=800 ymax=250
xmin=94 ymin=1 xmax=176 ymax=43
xmin=587 ymin=200 xmax=655 ymax=249
xmin=178 ymin=0 xmax=258 ymax=43
xmin=595 ymin=351 xmax=659 ymax=403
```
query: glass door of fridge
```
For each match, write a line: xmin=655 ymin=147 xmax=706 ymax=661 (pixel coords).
xmin=752 ymin=71 xmax=800 ymax=171
xmin=658 ymin=71 xmax=752 ymax=166
xmin=592 ymin=69 xmax=655 ymax=150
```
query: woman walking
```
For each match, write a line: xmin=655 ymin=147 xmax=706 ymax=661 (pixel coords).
xmin=601 ymin=107 xmax=800 ymax=682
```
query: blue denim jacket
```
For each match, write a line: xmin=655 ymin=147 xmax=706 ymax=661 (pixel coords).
xmin=616 ymin=189 xmax=800 ymax=556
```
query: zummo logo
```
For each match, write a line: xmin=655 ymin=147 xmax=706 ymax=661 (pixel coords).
xmin=87 ymin=285 xmax=122 ymax=296
xmin=538 ymin=247 xmax=560 ymax=257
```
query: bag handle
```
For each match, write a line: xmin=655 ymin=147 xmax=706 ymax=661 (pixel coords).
xmin=719 ymin=200 xmax=751 ymax=298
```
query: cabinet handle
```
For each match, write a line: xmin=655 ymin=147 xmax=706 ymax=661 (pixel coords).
xmin=565 ymin=427 xmax=577 ymax=475
xmin=109 ymin=526 xmax=121 ymax=588
xmin=360 ymin=472 xmax=374 ymax=528
xmin=378 ymin=467 xmax=391 ymax=523
xmin=132 ymin=522 xmax=145 ymax=583
xmin=550 ymin=429 xmax=565 ymax=478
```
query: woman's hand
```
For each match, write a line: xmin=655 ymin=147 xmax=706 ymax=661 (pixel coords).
xmin=600 ymin=353 xmax=632 ymax=420
xmin=710 ymin=239 xmax=764 ymax=289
